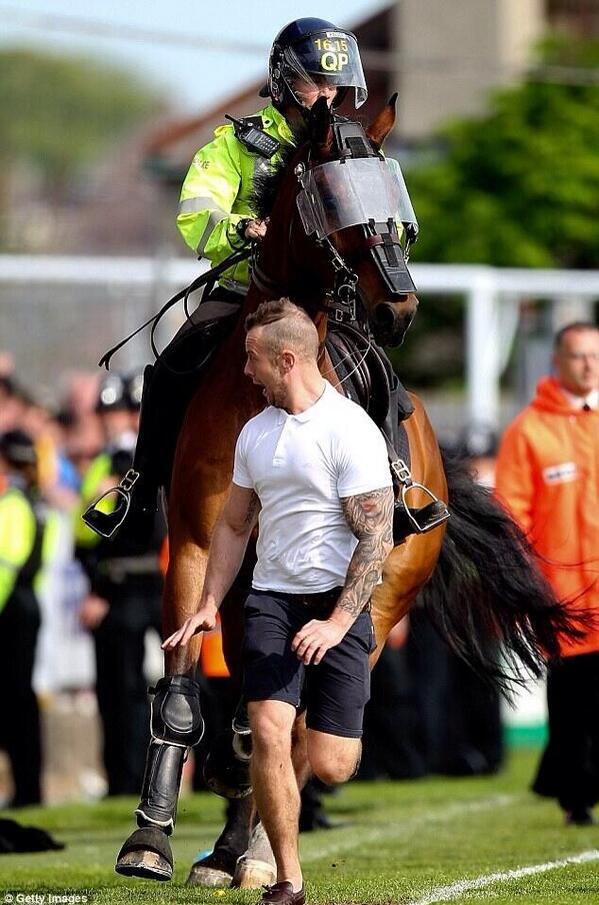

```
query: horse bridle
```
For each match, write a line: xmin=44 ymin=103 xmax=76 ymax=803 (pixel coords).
xmin=250 ymin=237 xmax=359 ymax=328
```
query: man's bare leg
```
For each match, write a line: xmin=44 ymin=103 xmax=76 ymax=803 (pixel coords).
xmin=307 ymin=729 xmax=362 ymax=785
xmin=249 ymin=700 xmax=303 ymax=891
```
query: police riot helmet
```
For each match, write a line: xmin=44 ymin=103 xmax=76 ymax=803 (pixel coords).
xmin=260 ymin=18 xmax=368 ymax=111
xmin=95 ymin=373 xmax=129 ymax=414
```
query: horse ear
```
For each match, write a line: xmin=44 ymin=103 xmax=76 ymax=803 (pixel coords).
xmin=365 ymin=93 xmax=398 ymax=149
xmin=309 ymin=96 xmax=333 ymax=152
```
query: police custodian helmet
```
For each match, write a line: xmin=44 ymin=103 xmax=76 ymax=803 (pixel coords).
xmin=95 ymin=373 xmax=129 ymax=414
xmin=124 ymin=370 xmax=144 ymax=412
xmin=260 ymin=17 xmax=368 ymax=110
xmin=0 ymin=430 xmax=37 ymax=467
xmin=95 ymin=371 xmax=144 ymax=414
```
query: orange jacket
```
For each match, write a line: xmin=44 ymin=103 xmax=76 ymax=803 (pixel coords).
xmin=495 ymin=377 xmax=599 ymax=657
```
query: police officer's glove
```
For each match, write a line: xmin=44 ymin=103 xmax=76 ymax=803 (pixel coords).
xmin=238 ymin=218 xmax=268 ymax=241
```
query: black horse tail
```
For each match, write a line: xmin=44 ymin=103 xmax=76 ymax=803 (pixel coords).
xmin=421 ymin=451 xmax=587 ymax=697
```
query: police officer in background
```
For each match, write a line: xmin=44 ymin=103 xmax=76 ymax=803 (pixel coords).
xmin=0 ymin=430 xmax=48 ymax=806
xmin=76 ymin=372 xmax=165 ymax=796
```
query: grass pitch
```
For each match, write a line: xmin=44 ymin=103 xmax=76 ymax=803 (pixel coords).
xmin=1 ymin=749 xmax=598 ymax=904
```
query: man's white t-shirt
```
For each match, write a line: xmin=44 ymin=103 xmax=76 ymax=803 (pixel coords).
xmin=233 ymin=381 xmax=392 ymax=593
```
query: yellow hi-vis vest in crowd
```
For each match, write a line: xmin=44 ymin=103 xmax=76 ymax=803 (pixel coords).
xmin=73 ymin=452 xmax=113 ymax=549
xmin=0 ymin=487 xmax=36 ymax=612
xmin=176 ymin=104 xmax=296 ymax=292
xmin=0 ymin=486 xmax=55 ymax=613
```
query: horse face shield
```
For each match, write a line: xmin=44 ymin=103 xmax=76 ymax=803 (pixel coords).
xmin=296 ymin=157 xmax=419 ymax=296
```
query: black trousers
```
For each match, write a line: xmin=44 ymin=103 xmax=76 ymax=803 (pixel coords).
xmin=93 ymin=582 xmax=162 ymax=796
xmin=0 ymin=588 xmax=42 ymax=806
xmin=533 ymin=652 xmax=599 ymax=812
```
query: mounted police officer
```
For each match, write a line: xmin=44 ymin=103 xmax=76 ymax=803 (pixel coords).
xmin=76 ymin=371 xmax=165 ymax=796
xmin=0 ymin=430 xmax=48 ymax=806
xmin=177 ymin=18 xmax=368 ymax=282
xmin=84 ymin=18 xmax=369 ymax=542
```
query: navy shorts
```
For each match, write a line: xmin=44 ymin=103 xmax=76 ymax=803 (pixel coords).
xmin=243 ymin=588 xmax=375 ymax=739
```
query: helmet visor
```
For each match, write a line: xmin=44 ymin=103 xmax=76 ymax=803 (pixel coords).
xmin=282 ymin=31 xmax=367 ymax=108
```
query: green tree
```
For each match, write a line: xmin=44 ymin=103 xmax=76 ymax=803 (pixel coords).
xmin=0 ymin=49 xmax=165 ymax=193
xmin=407 ymin=36 xmax=599 ymax=268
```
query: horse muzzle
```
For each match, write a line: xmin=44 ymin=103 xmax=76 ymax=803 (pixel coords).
xmin=372 ymin=300 xmax=417 ymax=347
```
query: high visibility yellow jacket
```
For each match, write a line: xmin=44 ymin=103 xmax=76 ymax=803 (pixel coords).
xmin=0 ymin=486 xmax=43 ymax=613
xmin=73 ymin=452 xmax=113 ymax=549
xmin=177 ymin=104 xmax=296 ymax=291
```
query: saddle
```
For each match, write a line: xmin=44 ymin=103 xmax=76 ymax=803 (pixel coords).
xmin=325 ymin=323 xmax=449 ymax=543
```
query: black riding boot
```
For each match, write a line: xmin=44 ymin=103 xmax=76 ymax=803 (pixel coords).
xmin=83 ymin=293 xmax=243 ymax=541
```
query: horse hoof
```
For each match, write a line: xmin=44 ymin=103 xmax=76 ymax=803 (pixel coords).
xmin=232 ymin=857 xmax=276 ymax=889
xmin=186 ymin=849 xmax=237 ymax=887
xmin=115 ymin=827 xmax=173 ymax=882
xmin=186 ymin=864 xmax=233 ymax=887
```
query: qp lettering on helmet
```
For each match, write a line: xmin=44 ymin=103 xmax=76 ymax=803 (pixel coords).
xmin=320 ymin=51 xmax=349 ymax=72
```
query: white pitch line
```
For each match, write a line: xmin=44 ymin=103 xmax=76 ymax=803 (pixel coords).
xmin=408 ymin=849 xmax=599 ymax=905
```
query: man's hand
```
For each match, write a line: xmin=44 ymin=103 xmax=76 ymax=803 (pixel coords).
xmin=244 ymin=219 xmax=268 ymax=240
xmin=162 ymin=602 xmax=218 ymax=650
xmin=291 ymin=618 xmax=349 ymax=666
xmin=79 ymin=593 xmax=109 ymax=630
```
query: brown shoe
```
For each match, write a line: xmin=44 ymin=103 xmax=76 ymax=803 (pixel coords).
xmin=259 ymin=882 xmax=305 ymax=905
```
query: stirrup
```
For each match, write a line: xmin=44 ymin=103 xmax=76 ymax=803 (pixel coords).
xmin=391 ymin=459 xmax=450 ymax=538
xmin=81 ymin=469 xmax=140 ymax=539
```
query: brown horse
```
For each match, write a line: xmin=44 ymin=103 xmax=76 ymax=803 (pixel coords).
xmin=115 ymin=96 xmax=578 ymax=887
xmin=164 ymin=97 xmax=444 ymax=668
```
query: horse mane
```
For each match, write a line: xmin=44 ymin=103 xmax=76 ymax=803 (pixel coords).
xmin=250 ymin=123 xmax=308 ymax=221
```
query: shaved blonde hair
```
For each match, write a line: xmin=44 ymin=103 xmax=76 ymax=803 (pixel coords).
xmin=245 ymin=298 xmax=319 ymax=362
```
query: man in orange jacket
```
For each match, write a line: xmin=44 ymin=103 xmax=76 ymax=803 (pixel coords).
xmin=495 ymin=321 xmax=599 ymax=825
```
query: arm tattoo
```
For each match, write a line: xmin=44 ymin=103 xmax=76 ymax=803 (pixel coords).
xmin=243 ymin=492 xmax=261 ymax=528
xmin=337 ymin=487 xmax=394 ymax=619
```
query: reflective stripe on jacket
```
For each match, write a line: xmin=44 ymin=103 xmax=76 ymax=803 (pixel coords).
xmin=177 ymin=104 xmax=296 ymax=289
xmin=495 ymin=376 xmax=599 ymax=656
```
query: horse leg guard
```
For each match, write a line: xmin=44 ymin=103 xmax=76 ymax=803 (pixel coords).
xmin=115 ymin=675 xmax=203 ymax=881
